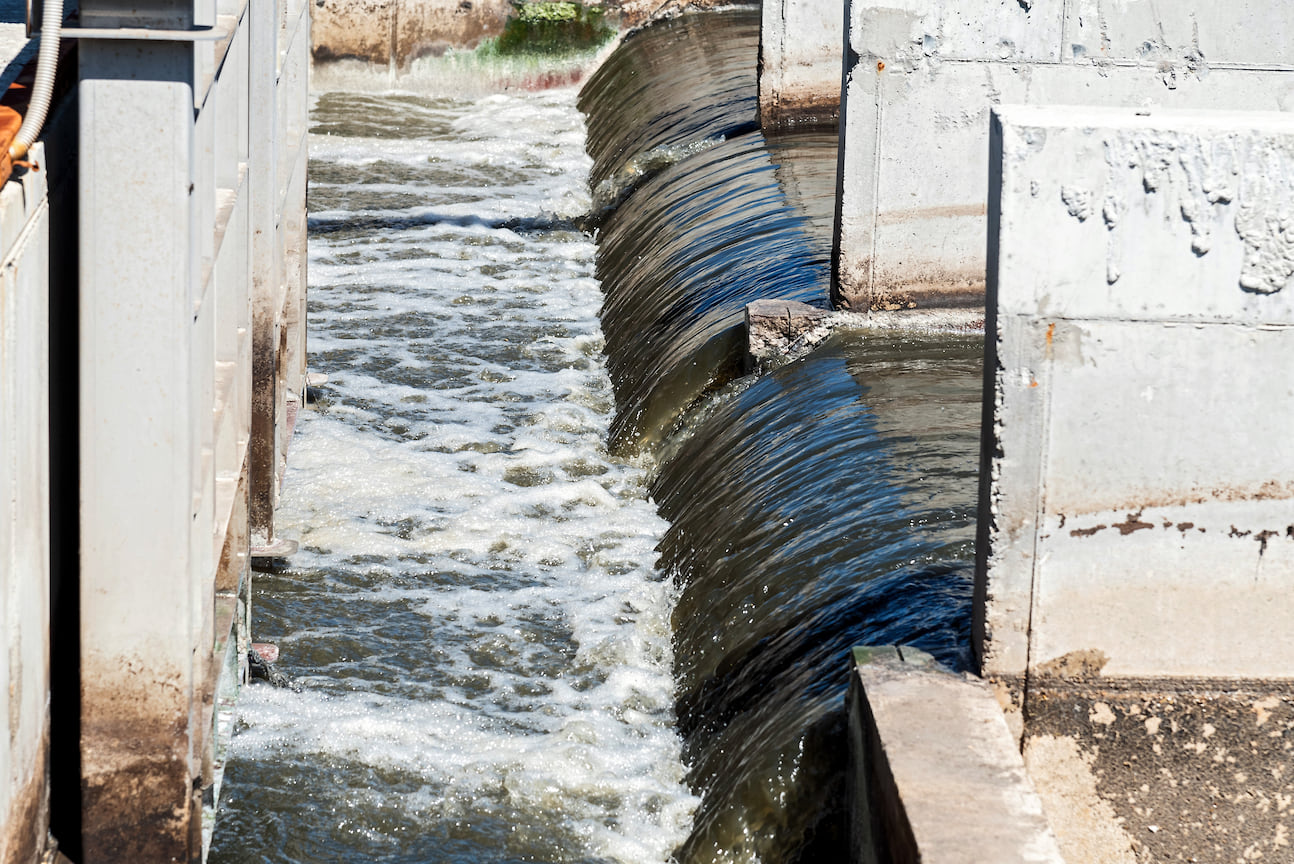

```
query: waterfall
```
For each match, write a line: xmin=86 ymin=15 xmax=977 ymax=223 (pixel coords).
xmin=212 ymin=9 xmax=983 ymax=864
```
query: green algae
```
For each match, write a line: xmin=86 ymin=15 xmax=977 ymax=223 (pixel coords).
xmin=489 ymin=1 xmax=614 ymax=56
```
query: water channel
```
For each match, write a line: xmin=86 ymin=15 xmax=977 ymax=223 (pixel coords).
xmin=210 ymin=9 xmax=983 ymax=863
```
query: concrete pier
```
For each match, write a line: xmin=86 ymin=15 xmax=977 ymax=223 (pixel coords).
xmin=833 ymin=0 xmax=1294 ymax=311
xmin=848 ymin=646 xmax=1063 ymax=863
xmin=0 ymin=152 xmax=51 ymax=864
xmin=976 ymin=105 xmax=1294 ymax=683
xmin=972 ymin=105 xmax=1294 ymax=861
xmin=758 ymin=0 xmax=842 ymax=130
xmin=0 ymin=0 xmax=311 ymax=855
xmin=70 ymin=0 xmax=311 ymax=854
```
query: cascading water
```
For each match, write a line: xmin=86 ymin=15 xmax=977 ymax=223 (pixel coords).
xmin=211 ymin=7 xmax=984 ymax=863
xmin=580 ymin=8 xmax=984 ymax=862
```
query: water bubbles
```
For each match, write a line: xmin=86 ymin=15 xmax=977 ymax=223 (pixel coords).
xmin=212 ymin=89 xmax=697 ymax=864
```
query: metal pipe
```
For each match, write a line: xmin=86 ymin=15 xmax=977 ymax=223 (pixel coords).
xmin=10 ymin=0 xmax=63 ymax=161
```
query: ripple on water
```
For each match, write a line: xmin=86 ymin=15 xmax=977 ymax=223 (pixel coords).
xmin=209 ymin=88 xmax=697 ymax=864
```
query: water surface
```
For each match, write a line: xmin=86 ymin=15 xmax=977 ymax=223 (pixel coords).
xmin=209 ymin=88 xmax=698 ymax=864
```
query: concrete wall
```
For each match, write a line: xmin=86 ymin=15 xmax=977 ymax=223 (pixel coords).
xmin=975 ymin=105 xmax=1294 ymax=680
xmin=72 ymin=0 xmax=310 ymax=856
xmin=834 ymin=0 xmax=1294 ymax=311
xmin=0 ymin=152 xmax=50 ymax=864
xmin=758 ymin=0 xmax=843 ymax=130
xmin=312 ymin=0 xmax=513 ymax=67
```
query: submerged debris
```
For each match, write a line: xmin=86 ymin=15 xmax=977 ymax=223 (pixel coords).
xmin=248 ymin=649 xmax=297 ymax=691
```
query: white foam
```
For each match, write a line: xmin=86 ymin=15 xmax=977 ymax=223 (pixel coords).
xmin=226 ymin=88 xmax=697 ymax=862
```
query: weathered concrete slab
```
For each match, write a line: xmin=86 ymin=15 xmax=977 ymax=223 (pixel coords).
xmin=758 ymin=0 xmax=843 ymax=130
xmin=1025 ymin=679 xmax=1294 ymax=863
xmin=744 ymin=298 xmax=834 ymax=369
xmin=976 ymin=105 xmax=1294 ymax=680
xmin=835 ymin=0 xmax=1294 ymax=311
xmin=848 ymin=646 xmax=1064 ymax=863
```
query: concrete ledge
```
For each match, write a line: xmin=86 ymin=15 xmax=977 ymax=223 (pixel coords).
xmin=743 ymin=300 xmax=983 ymax=372
xmin=847 ymin=646 xmax=1063 ymax=864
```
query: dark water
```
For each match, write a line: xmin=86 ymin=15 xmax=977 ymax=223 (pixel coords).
xmin=580 ymin=9 xmax=839 ymax=454
xmin=581 ymin=8 xmax=983 ymax=863
xmin=579 ymin=10 xmax=762 ymax=196
xmin=595 ymin=131 xmax=833 ymax=452
xmin=656 ymin=332 xmax=981 ymax=863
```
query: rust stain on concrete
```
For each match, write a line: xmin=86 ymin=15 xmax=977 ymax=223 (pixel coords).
xmin=1111 ymin=511 xmax=1154 ymax=535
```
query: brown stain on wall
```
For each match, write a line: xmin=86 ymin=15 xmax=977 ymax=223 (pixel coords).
xmin=834 ymin=255 xmax=985 ymax=312
xmin=760 ymin=89 xmax=840 ymax=132
xmin=312 ymin=0 xmax=515 ymax=67
xmin=1111 ymin=511 xmax=1153 ymax=535
xmin=80 ymin=667 xmax=199 ymax=864
xmin=1049 ymin=479 xmax=1294 ymax=525
xmin=1 ymin=729 xmax=48 ymax=864
xmin=874 ymin=203 xmax=987 ymax=225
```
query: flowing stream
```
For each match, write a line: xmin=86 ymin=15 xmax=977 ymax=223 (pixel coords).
xmin=211 ymin=9 xmax=984 ymax=863
xmin=209 ymin=88 xmax=698 ymax=864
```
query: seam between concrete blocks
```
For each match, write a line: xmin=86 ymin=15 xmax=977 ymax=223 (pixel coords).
xmin=869 ymin=77 xmax=882 ymax=308
xmin=1022 ymin=320 xmax=1058 ymax=718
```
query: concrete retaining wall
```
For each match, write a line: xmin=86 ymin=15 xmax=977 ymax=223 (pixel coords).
xmin=312 ymin=0 xmax=513 ymax=66
xmin=71 ymin=0 xmax=310 ymax=856
xmin=758 ymin=0 xmax=843 ymax=130
xmin=834 ymin=0 xmax=1294 ymax=311
xmin=975 ymin=105 xmax=1294 ymax=680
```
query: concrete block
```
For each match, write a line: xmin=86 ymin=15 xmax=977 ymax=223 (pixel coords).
xmin=758 ymin=0 xmax=844 ymax=129
xmin=977 ymin=106 xmax=1294 ymax=680
xmin=1064 ymin=0 xmax=1294 ymax=69
xmin=848 ymin=645 xmax=1064 ymax=864
xmin=835 ymin=0 xmax=1294 ymax=311
xmin=744 ymin=298 xmax=834 ymax=369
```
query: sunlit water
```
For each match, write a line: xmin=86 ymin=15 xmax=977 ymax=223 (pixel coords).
xmin=210 ymin=13 xmax=985 ymax=863
xmin=209 ymin=88 xmax=699 ymax=864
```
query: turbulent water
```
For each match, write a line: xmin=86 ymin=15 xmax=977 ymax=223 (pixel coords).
xmin=209 ymin=89 xmax=699 ymax=864
xmin=211 ymin=10 xmax=985 ymax=864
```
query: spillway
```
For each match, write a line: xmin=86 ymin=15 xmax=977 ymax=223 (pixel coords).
xmin=210 ymin=10 xmax=983 ymax=863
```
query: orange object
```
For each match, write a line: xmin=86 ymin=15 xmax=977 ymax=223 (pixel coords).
xmin=0 ymin=106 xmax=22 ymax=186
